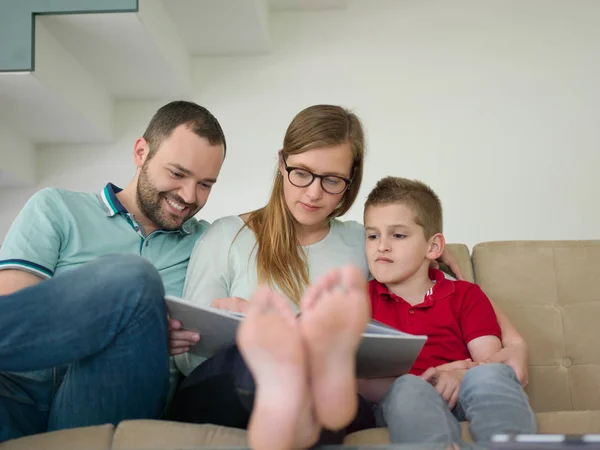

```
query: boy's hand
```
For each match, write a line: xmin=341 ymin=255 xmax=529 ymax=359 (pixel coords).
xmin=436 ymin=358 xmax=478 ymax=372
xmin=421 ymin=367 xmax=465 ymax=410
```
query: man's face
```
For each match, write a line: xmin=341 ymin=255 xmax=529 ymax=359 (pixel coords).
xmin=136 ymin=124 xmax=225 ymax=230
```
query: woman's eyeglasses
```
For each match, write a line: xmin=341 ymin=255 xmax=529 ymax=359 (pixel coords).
xmin=282 ymin=153 xmax=352 ymax=195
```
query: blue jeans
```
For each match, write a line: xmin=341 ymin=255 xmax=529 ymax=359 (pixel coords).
xmin=375 ymin=363 xmax=537 ymax=444
xmin=0 ymin=255 xmax=170 ymax=441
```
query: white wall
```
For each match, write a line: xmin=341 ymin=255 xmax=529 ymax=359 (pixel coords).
xmin=1 ymin=0 xmax=599 ymax=248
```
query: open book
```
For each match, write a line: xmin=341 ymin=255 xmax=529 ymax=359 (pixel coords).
xmin=165 ymin=295 xmax=427 ymax=378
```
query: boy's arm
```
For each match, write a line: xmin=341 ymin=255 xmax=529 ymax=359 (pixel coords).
xmin=467 ymin=335 xmax=503 ymax=362
xmin=460 ymin=284 xmax=503 ymax=361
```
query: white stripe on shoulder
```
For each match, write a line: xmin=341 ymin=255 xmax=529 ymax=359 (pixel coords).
xmin=0 ymin=262 xmax=52 ymax=279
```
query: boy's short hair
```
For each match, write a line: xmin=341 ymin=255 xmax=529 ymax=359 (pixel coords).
xmin=364 ymin=176 xmax=443 ymax=239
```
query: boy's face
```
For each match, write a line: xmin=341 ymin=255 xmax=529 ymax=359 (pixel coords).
xmin=364 ymin=203 xmax=439 ymax=286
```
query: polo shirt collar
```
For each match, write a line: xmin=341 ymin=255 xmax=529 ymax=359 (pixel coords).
xmin=426 ymin=268 xmax=455 ymax=301
xmin=374 ymin=268 xmax=455 ymax=304
xmin=98 ymin=183 xmax=192 ymax=235
xmin=99 ymin=183 xmax=127 ymax=217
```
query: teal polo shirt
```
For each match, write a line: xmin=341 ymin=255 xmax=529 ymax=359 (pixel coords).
xmin=0 ymin=183 xmax=209 ymax=297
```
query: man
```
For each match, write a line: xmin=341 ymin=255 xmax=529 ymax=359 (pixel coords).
xmin=0 ymin=101 xmax=226 ymax=441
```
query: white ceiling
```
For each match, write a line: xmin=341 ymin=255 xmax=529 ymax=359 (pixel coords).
xmin=40 ymin=12 xmax=191 ymax=99
xmin=0 ymin=72 xmax=111 ymax=144
xmin=269 ymin=0 xmax=347 ymax=10
xmin=0 ymin=0 xmax=349 ymax=187
xmin=163 ymin=0 xmax=271 ymax=56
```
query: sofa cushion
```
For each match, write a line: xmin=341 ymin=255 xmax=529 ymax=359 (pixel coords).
xmin=345 ymin=410 xmax=600 ymax=445
xmin=472 ymin=240 xmax=600 ymax=413
xmin=536 ymin=410 xmax=600 ymax=434
xmin=0 ymin=424 xmax=114 ymax=450
xmin=343 ymin=421 xmax=472 ymax=445
xmin=111 ymin=420 xmax=247 ymax=449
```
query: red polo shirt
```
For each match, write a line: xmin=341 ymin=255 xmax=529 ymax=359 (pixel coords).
xmin=369 ymin=269 xmax=501 ymax=376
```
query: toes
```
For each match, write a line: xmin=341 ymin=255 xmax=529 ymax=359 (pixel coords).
xmin=340 ymin=265 xmax=367 ymax=291
xmin=301 ymin=268 xmax=341 ymax=311
xmin=249 ymin=285 xmax=274 ymax=313
xmin=300 ymin=283 xmax=322 ymax=311
xmin=269 ymin=290 xmax=297 ymax=325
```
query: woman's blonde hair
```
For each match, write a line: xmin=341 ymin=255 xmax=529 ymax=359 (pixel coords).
xmin=244 ymin=105 xmax=365 ymax=303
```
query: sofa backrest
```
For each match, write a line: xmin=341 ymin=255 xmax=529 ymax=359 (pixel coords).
xmin=471 ymin=240 xmax=600 ymax=413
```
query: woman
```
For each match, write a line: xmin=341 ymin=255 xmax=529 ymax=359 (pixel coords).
xmin=170 ymin=104 xmax=374 ymax=446
xmin=169 ymin=104 xmax=529 ymax=446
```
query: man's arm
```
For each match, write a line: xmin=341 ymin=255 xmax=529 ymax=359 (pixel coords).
xmin=0 ymin=270 xmax=43 ymax=296
xmin=0 ymin=188 xmax=64 ymax=296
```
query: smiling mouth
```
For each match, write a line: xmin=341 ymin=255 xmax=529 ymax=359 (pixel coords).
xmin=165 ymin=197 xmax=187 ymax=214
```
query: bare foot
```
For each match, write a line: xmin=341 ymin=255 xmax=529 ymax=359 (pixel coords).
xmin=300 ymin=265 xmax=370 ymax=430
xmin=237 ymin=286 xmax=319 ymax=450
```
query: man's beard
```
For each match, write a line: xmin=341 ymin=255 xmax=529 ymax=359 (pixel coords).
xmin=136 ymin=164 xmax=198 ymax=231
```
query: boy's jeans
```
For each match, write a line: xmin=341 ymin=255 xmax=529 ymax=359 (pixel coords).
xmin=375 ymin=363 xmax=537 ymax=444
xmin=0 ymin=255 xmax=170 ymax=441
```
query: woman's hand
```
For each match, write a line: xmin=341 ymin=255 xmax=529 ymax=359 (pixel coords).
xmin=482 ymin=341 xmax=529 ymax=387
xmin=435 ymin=247 xmax=466 ymax=280
xmin=211 ymin=296 xmax=249 ymax=313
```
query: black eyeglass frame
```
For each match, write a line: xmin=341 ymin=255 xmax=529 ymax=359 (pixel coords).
xmin=281 ymin=152 xmax=353 ymax=195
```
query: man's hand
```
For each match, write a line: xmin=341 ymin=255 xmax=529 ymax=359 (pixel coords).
xmin=421 ymin=367 xmax=465 ymax=410
xmin=482 ymin=342 xmax=529 ymax=387
xmin=168 ymin=319 xmax=200 ymax=356
xmin=211 ymin=296 xmax=249 ymax=313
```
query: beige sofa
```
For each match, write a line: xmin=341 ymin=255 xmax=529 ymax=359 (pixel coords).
xmin=3 ymin=240 xmax=600 ymax=449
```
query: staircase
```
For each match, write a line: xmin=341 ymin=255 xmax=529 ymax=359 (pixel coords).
xmin=0 ymin=0 xmax=348 ymax=189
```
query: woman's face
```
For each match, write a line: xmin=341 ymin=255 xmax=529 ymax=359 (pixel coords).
xmin=280 ymin=142 xmax=354 ymax=229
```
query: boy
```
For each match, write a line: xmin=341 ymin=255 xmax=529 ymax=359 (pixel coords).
xmin=358 ymin=176 xmax=536 ymax=444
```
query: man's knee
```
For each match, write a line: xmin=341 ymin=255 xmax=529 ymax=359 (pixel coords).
xmin=94 ymin=255 xmax=164 ymax=302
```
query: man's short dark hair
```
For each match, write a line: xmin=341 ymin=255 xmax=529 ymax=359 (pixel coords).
xmin=143 ymin=101 xmax=226 ymax=159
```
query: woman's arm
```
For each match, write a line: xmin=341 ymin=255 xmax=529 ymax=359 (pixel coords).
xmin=486 ymin=300 xmax=530 ymax=387
xmin=439 ymin=248 xmax=530 ymax=387
xmin=174 ymin=219 xmax=236 ymax=375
